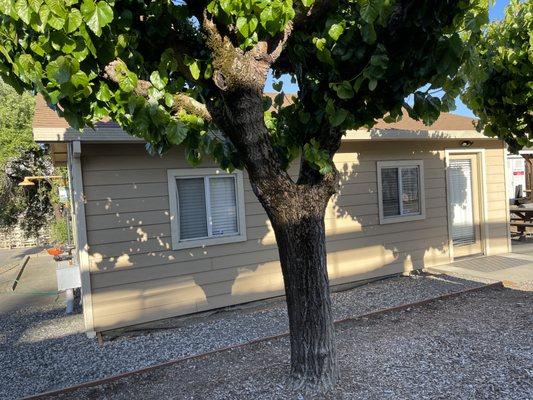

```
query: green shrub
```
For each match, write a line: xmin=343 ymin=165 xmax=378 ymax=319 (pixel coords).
xmin=50 ymin=217 xmax=69 ymax=244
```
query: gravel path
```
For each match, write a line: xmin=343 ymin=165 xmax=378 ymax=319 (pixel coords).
xmin=1 ymin=274 xmax=493 ymax=399
xmin=46 ymin=284 xmax=533 ymax=400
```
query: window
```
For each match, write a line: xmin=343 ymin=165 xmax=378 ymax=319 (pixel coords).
xmin=377 ymin=160 xmax=425 ymax=224
xmin=167 ymin=168 xmax=247 ymax=249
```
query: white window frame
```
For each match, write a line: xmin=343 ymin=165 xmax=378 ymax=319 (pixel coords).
xmin=167 ymin=168 xmax=247 ymax=250
xmin=377 ymin=160 xmax=426 ymax=224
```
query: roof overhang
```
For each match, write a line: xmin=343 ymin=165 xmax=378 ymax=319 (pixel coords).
xmin=33 ymin=126 xmax=143 ymax=143
xmin=34 ymin=126 xmax=493 ymax=144
xmin=343 ymin=128 xmax=491 ymax=141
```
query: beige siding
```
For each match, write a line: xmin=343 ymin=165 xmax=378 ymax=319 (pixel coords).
xmin=81 ymin=139 xmax=509 ymax=331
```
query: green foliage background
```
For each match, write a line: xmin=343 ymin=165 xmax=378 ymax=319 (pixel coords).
xmin=0 ymin=79 xmax=60 ymax=237
xmin=0 ymin=80 xmax=36 ymax=165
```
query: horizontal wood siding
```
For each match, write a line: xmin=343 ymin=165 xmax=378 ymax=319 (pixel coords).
xmin=82 ymin=139 xmax=509 ymax=331
xmin=484 ymin=145 xmax=510 ymax=255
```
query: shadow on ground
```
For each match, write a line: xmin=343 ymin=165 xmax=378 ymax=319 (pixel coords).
xmin=44 ymin=284 xmax=532 ymax=400
xmin=0 ymin=273 xmax=517 ymax=400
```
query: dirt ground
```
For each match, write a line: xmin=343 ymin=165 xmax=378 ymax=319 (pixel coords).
xmin=43 ymin=284 xmax=532 ymax=400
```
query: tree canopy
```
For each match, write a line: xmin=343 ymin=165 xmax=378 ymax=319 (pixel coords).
xmin=462 ymin=0 xmax=532 ymax=153
xmin=0 ymin=0 xmax=489 ymax=174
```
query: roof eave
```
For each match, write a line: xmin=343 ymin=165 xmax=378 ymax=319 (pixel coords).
xmin=34 ymin=126 xmax=493 ymax=144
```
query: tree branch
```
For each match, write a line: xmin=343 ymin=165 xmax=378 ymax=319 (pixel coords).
xmin=102 ymin=59 xmax=212 ymax=122
xmin=173 ymin=94 xmax=212 ymax=122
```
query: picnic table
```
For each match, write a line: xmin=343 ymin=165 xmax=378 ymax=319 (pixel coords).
xmin=509 ymin=204 xmax=533 ymax=239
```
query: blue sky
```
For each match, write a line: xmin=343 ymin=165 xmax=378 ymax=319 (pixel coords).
xmin=265 ymin=0 xmax=511 ymax=118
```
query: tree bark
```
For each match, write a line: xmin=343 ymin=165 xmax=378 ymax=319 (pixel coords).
xmin=262 ymin=187 xmax=338 ymax=391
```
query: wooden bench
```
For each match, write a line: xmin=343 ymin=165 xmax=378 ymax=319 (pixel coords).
xmin=510 ymin=221 xmax=533 ymax=227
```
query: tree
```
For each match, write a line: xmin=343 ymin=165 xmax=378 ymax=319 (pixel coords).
xmin=462 ymin=0 xmax=532 ymax=153
xmin=0 ymin=79 xmax=56 ymax=236
xmin=0 ymin=0 xmax=489 ymax=390
xmin=0 ymin=79 xmax=36 ymax=166
xmin=0 ymin=147 xmax=55 ymax=236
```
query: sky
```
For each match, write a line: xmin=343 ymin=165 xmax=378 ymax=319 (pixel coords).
xmin=265 ymin=0 xmax=511 ymax=118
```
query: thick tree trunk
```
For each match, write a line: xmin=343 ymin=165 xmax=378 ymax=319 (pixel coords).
xmin=265 ymin=192 xmax=338 ymax=390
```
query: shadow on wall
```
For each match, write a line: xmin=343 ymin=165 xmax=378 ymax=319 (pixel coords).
xmin=82 ymin=130 xmax=496 ymax=330
xmin=328 ymin=130 xmax=468 ymax=283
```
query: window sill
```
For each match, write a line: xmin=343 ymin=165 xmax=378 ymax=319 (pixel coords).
xmin=379 ymin=213 xmax=426 ymax=225
xmin=171 ymin=233 xmax=247 ymax=250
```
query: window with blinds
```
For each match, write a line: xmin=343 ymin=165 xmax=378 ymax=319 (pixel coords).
xmin=377 ymin=161 xmax=425 ymax=224
xmin=209 ymin=177 xmax=238 ymax=237
xmin=176 ymin=176 xmax=239 ymax=241
xmin=168 ymin=169 xmax=246 ymax=250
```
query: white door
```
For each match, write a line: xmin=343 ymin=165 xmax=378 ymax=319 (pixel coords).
xmin=448 ymin=154 xmax=483 ymax=258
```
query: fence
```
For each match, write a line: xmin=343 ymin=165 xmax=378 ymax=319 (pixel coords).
xmin=0 ymin=226 xmax=50 ymax=249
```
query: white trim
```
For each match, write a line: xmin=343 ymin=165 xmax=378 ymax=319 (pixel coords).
xmin=68 ymin=142 xmax=95 ymax=337
xmin=72 ymin=140 xmax=81 ymax=158
xmin=377 ymin=160 xmax=426 ymax=224
xmin=167 ymin=168 xmax=247 ymax=250
xmin=344 ymin=128 xmax=492 ymax=141
xmin=518 ymin=149 xmax=533 ymax=155
xmin=503 ymin=144 xmax=512 ymax=252
xmin=444 ymin=148 xmax=489 ymax=260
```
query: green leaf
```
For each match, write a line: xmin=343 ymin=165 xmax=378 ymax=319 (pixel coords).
xmin=300 ymin=0 xmax=314 ymax=7
xmin=334 ymin=81 xmax=354 ymax=99
xmin=360 ymin=23 xmax=376 ymax=44
xmin=353 ymin=76 xmax=365 ymax=93
xmin=118 ymin=71 xmax=137 ymax=93
xmin=46 ymin=0 xmax=67 ymax=18
xmin=272 ymin=80 xmax=283 ymax=92
xmin=330 ymin=108 xmax=348 ymax=127
xmin=150 ymin=71 xmax=166 ymax=90
xmin=236 ymin=16 xmax=249 ymax=37
xmin=66 ymin=9 xmax=82 ymax=32
xmin=360 ymin=0 xmax=383 ymax=23
xmin=186 ymin=147 xmax=202 ymax=166
xmin=164 ymin=93 xmax=174 ymax=108
xmin=14 ymin=0 xmax=32 ymax=24
xmin=189 ymin=60 xmax=200 ymax=79
xmin=28 ymin=0 xmax=42 ymax=12
xmin=47 ymin=13 xmax=65 ymax=29
xmin=328 ymin=23 xmax=344 ymax=41
xmin=38 ymin=4 xmax=50 ymax=27
xmin=70 ymin=70 xmax=89 ymax=88
xmin=165 ymin=120 xmax=188 ymax=145
xmin=96 ymin=82 xmax=112 ymax=101
xmin=203 ymin=63 xmax=213 ymax=80
xmin=368 ymin=79 xmax=377 ymax=91
xmin=45 ymin=56 xmax=79 ymax=84
xmin=114 ymin=61 xmax=137 ymax=93
xmin=81 ymin=0 xmax=113 ymax=36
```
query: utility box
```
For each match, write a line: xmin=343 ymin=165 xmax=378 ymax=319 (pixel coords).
xmin=56 ymin=260 xmax=81 ymax=291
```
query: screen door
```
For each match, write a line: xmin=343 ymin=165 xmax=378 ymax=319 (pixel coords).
xmin=448 ymin=153 xmax=483 ymax=258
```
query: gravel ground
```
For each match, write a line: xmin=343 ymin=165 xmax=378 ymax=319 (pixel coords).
xmin=0 ymin=274 xmax=494 ymax=399
xmin=46 ymin=283 xmax=533 ymax=400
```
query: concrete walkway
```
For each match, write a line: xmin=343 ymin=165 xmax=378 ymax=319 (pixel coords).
xmin=0 ymin=248 xmax=59 ymax=315
xmin=429 ymin=241 xmax=533 ymax=285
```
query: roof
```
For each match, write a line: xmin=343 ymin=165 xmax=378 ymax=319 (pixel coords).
xmin=33 ymin=95 xmax=118 ymax=129
xmin=33 ymin=94 xmax=485 ymax=143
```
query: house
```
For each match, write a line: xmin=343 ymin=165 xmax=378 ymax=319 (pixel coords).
xmin=33 ymin=96 xmax=511 ymax=337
